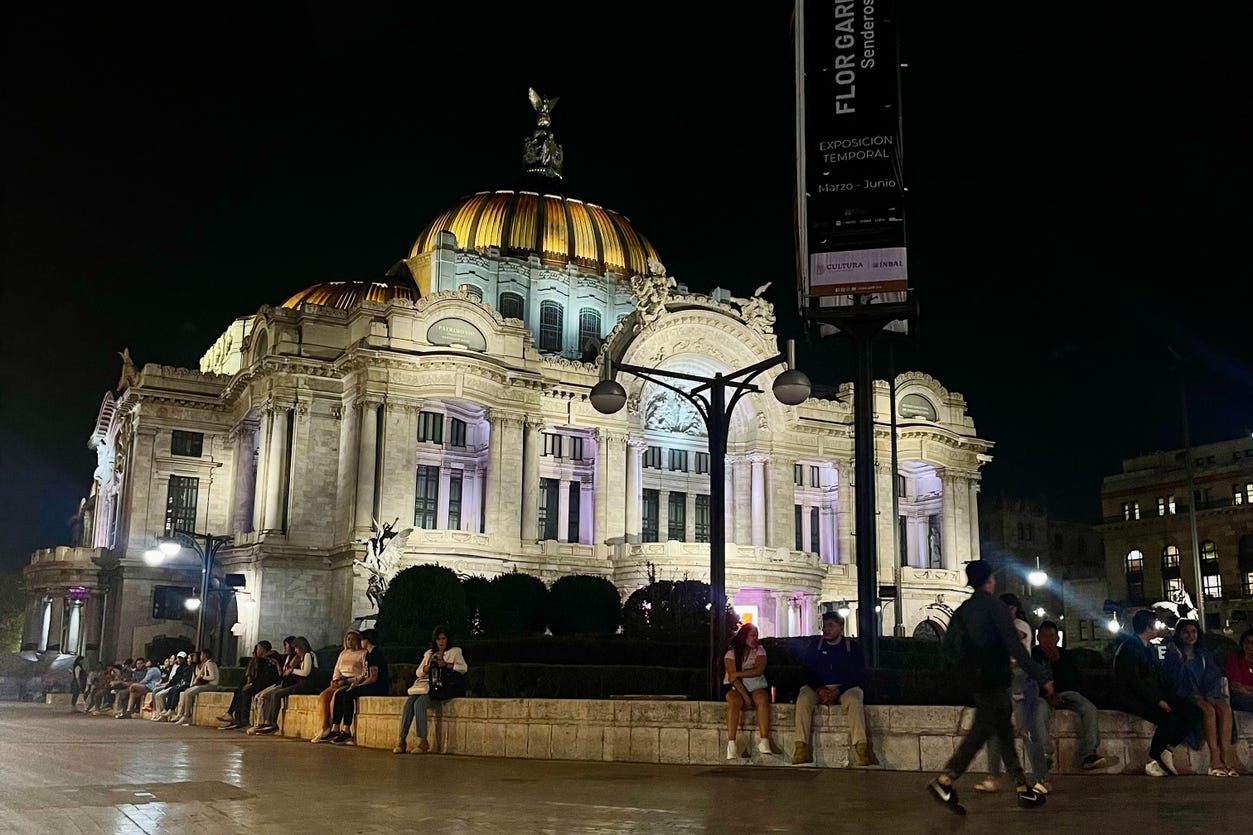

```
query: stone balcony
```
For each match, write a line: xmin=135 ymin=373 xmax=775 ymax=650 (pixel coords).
xmin=189 ymin=692 xmax=1252 ymax=774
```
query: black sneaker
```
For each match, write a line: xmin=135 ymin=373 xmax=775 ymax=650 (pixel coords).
xmin=1082 ymin=754 xmax=1108 ymax=770
xmin=1016 ymin=786 xmax=1046 ymax=809
xmin=255 ymin=725 xmax=278 ymax=735
xmin=330 ymin=731 xmax=351 ymax=744
xmin=927 ymin=779 xmax=966 ymax=815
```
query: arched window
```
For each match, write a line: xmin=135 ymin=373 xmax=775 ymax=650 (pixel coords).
xmin=458 ymin=283 xmax=483 ymax=301
xmin=1125 ymin=549 xmax=1144 ymax=572
xmin=899 ymin=393 xmax=938 ymax=421
xmin=577 ymin=308 xmax=602 ymax=353
xmin=252 ymin=331 xmax=268 ymax=361
xmin=1125 ymin=549 xmax=1145 ymax=602
xmin=498 ymin=292 xmax=524 ymax=320
xmin=538 ymin=301 xmax=563 ymax=352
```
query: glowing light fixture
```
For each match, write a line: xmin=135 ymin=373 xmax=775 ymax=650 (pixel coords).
xmin=184 ymin=596 xmax=201 ymax=612
xmin=143 ymin=549 xmax=164 ymax=567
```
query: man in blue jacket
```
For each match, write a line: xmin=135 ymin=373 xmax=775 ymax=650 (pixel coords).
xmin=791 ymin=611 xmax=876 ymax=767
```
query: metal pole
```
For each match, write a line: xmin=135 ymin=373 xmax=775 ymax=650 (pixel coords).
xmin=853 ymin=326 xmax=880 ymax=667
xmin=1180 ymin=380 xmax=1206 ymax=627
xmin=889 ymin=341 xmax=905 ymax=637
xmin=707 ymin=375 xmax=729 ymax=701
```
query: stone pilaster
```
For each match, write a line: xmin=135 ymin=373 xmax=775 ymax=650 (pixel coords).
xmin=521 ymin=418 xmax=542 ymax=541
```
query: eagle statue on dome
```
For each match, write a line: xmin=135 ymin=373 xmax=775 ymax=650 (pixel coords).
xmin=729 ymin=282 xmax=776 ymax=334
xmin=528 ymin=87 xmax=559 ymax=127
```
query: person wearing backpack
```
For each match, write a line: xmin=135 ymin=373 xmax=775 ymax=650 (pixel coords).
xmin=791 ymin=610 xmax=876 ymax=767
xmin=928 ymin=559 xmax=1054 ymax=815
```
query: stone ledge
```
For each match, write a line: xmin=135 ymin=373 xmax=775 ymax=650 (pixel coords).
xmin=185 ymin=694 xmax=1252 ymax=774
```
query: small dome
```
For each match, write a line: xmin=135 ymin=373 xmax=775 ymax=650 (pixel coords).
xmin=282 ymin=280 xmax=419 ymax=311
xmin=409 ymin=190 xmax=659 ymax=279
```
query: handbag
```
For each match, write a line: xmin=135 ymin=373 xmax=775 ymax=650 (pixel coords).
xmin=429 ymin=664 xmax=465 ymax=702
xmin=740 ymin=674 xmax=769 ymax=693
xmin=407 ymin=677 xmax=430 ymax=696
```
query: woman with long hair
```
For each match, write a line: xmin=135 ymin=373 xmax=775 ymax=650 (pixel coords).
xmin=253 ymin=636 xmax=319 ymax=735
xmin=723 ymin=623 xmax=773 ymax=760
xmin=394 ymin=625 xmax=468 ymax=754
xmin=1164 ymin=619 xmax=1237 ymax=776
xmin=311 ymin=630 xmax=365 ymax=742
xmin=69 ymin=656 xmax=87 ymax=712
xmin=326 ymin=629 xmax=389 ymax=745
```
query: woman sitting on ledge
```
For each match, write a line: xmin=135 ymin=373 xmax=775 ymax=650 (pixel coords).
xmin=724 ymin=623 xmax=773 ymax=760
xmin=325 ymin=628 xmax=389 ymax=745
xmin=312 ymin=630 xmax=364 ymax=743
xmin=1164 ymin=619 xmax=1238 ymax=776
xmin=394 ymin=625 xmax=468 ymax=754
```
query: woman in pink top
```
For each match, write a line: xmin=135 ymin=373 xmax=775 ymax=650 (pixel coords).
xmin=724 ymin=623 xmax=774 ymax=760
xmin=311 ymin=630 xmax=365 ymax=742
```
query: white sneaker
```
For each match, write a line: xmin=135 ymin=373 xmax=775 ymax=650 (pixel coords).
xmin=1159 ymin=749 xmax=1178 ymax=776
xmin=757 ymin=738 xmax=773 ymax=756
xmin=1145 ymin=760 xmax=1168 ymax=777
xmin=725 ymin=740 xmax=740 ymax=760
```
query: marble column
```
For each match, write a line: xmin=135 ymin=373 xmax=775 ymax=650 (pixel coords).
xmin=354 ymin=400 xmax=380 ymax=531
xmin=462 ymin=468 xmax=481 ymax=532
xmin=557 ymin=478 xmax=572 ymax=542
xmin=252 ymin=411 xmax=270 ymax=534
xmin=263 ymin=405 xmax=290 ymax=534
xmin=625 ymin=438 xmax=644 ymax=541
xmin=836 ymin=460 xmax=854 ymax=565
xmin=436 ymin=465 xmax=452 ymax=530
xmin=594 ymin=431 xmax=609 ymax=546
xmin=485 ymin=412 xmax=504 ymax=535
xmin=605 ymin=433 xmax=627 ymax=543
xmin=750 ymin=454 xmax=767 ymax=547
xmin=580 ymin=480 xmax=594 ymax=545
xmin=657 ymin=489 xmax=670 ymax=540
xmin=818 ymin=506 xmax=835 ymax=563
xmin=731 ymin=456 xmax=750 ymax=544
xmin=769 ymin=457 xmax=796 ymax=550
xmin=800 ymin=593 xmax=819 ymax=637
xmin=65 ymin=601 xmax=83 ymax=654
xmin=232 ymin=419 xmax=259 ymax=534
xmin=378 ymin=402 xmax=418 ymax=528
xmin=772 ymin=592 xmax=789 ymax=638
xmin=941 ymin=471 xmax=959 ymax=570
xmin=800 ymin=504 xmax=812 ymax=554
xmin=968 ymin=479 xmax=982 ymax=560
xmin=684 ymin=492 xmax=696 ymax=543
xmin=520 ymin=418 xmax=541 ymax=541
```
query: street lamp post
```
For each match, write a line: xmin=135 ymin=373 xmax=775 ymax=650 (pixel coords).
xmin=591 ymin=341 xmax=811 ymax=700
xmin=144 ymin=530 xmax=232 ymax=652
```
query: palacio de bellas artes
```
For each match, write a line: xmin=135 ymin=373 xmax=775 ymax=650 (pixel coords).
xmin=20 ymin=95 xmax=988 ymax=666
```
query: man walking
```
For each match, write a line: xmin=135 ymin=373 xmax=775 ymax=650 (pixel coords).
xmin=791 ymin=611 xmax=876 ymax=767
xmin=927 ymin=560 xmax=1053 ymax=814
xmin=1114 ymin=609 xmax=1203 ymax=776
xmin=1034 ymin=620 xmax=1110 ymax=770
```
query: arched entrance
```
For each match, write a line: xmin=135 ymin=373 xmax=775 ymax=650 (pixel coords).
xmin=912 ymin=619 xmax=945 ymax=642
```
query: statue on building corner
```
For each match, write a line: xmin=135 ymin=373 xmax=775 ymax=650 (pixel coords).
xmin=729 ymin=282 xmax=776 ymax=334
xmin=355 ymin=518 xmax=413 ymax=612
xmin=116 ymin=348 xmax=140 ymax=392
xmin=631 ymin=257 xmax=676 ymax=328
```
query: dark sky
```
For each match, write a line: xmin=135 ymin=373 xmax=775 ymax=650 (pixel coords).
xmin=4 ymin=2 xmax=1251 ymax=573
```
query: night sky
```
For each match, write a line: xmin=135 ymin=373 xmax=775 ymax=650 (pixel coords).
xmin=3 ymin=3 xmax=1250 ymax=573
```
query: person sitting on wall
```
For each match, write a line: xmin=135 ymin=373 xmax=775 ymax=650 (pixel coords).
xmin=1113 ymin=609 xmax=1203 ymax=776
xmin=173 ymin=648 xmax=220 ymax=725
xmin=1031 ymin=620 xmax=1109 ymax=771
xmin=394 ymin=625 xmax=468 ymax=754
xmin=154 ymin=651 xmax=194 ymax=721
xmin=724 ymin=623 xmax=774 ymax=761
xmin=1226 ymin=628 xmax=1253 ymax=714
xmin=246 ymin=637 xmax=296 ymax=733
xmin=1164 ymin=619 xmax=1238 ymax=776
xmin=88 ymin=665 xmax=123 ymax=714
xmin=327 ymin=628 xmax=390 ymax=745
xmin=791 ymin=610 xmax=876 ymax=767
xmin=311 ymin=630 xmax=365 ymax=743
xmin=218 ymin=641 xmax=276 ymax=730
xmin=253 ymin=636 xmax=320 ymax=735
xmin=116 ymin=658 xmax=161 ymax=718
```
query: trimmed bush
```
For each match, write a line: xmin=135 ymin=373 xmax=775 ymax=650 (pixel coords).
xmin=621 ymin=580 xmax=736 ymax=642
xmin=546 ymin=575 xmax=621 ymax=636
xmin=462 ymin=575 xmax=491 ymax=637
xmin=480 ymin=572 xmax=548 ymax=637
xmin=378 ymin=564 xmax=468 ymax=645
xmin=218 ymin=667 xmax=245 ymax=689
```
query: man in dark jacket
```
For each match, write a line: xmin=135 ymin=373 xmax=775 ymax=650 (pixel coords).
xmin=927 ymin=560 xmax=1053 ymax=815
xmin=1113 ymin=609 xmax=1203 ymax=776
xmin=791 ymin=611 xmax=875 ymax=767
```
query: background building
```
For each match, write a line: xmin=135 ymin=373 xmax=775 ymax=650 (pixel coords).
xmin=1101 ymin=436 xmax=1253 ymax=633
xmin=22 ymin=103 xmax=992 ymax=662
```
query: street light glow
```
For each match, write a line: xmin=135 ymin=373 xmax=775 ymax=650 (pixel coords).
xmin=142 ymin=549 xmax=164 ymax=566
xmin=1107 ymin=616 xmax=1120 ymax=634
xmin=184 ymin=596 xmax=201 ymax=612
xmin=1033 ymin=607 xmax=1045 ymax=618
xmin=158 ymin=540 xmax=182 ymax=556
xmin=1027 ymin=569 xmax=1048 ymax=587
xmin=837 ymin=603 xmax=852 ymax=619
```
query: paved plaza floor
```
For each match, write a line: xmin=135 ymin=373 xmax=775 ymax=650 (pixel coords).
xmin=0 ymin=703 xmax=1245 ymax=834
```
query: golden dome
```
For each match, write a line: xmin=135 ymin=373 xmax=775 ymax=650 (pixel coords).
xmin=409 ymin=190 xmax=659 ymax=279
xmin=282 ymin=280 xmax=419 ymax=311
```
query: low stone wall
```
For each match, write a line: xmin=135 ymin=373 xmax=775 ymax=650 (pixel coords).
xmin=189 ymin=691 xmax=1252 ymax=774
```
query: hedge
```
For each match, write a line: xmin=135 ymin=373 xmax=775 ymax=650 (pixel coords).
xmin=466 ymin=663 xmax=707 ymax=700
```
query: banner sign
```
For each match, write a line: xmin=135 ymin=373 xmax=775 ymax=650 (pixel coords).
xmin=796 ymin=0 xmax=907 ymax=299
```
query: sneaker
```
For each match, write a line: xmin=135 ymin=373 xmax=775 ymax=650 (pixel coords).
xmin=1159 ymin=749 xmax=1178 ymax=776
xmin=1081 ymin=754 xmax=1108 ymax=770
xmin=216 ymin=713 xmax=233 ymax=723
xmin=1031 ymin=781 xmax=1052 ymax=795
xmin=392 ymin=742 xmax=407 ymax=754
xmin=177 ymin=718 xmax=191 ymax=726
xmin=255 ymin=725 xmax=278 ymax=735
xmin=245 ymin=726 xmax=260 ymax=735
xmin=926 ymin=779 xmax=966 ymax=816
xmin=1145 ymin=760 xmax=1168 ymax=777
xmin=332 ymin=732 xmax=353 ymax=745
xmin=854 ymin=741 xmax=879 ymax=766
xmin=725 ymin=740 xmax=741 ymax=760
xmin=218 ymin=723 xmax=240 ymax=731
xmin=1016 ymin=786 xmax=1046 ymax=808
xmin=114 ymin=712 xmax=130 ymax=719
xmin=311 ymin=729 xmax=333 ymax=743
xmin=791 ymin=741 xmax=813 ymax=766
xmin=972 ymin=778 xmax=1000 ymax=793
xmin=757 ymin=738 xmax=774 ymax=756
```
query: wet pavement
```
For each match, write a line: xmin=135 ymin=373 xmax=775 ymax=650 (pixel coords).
xmin=0 ymin=702 xmax=1245 ymax=834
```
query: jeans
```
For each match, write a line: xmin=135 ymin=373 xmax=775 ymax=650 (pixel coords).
xmin=400 ymin=693 xmax=433 ymax=742
xmin=1123 ymin=696 xmax=1204 ymax=759
xmin=1055 ymin=691 xmax=1100 ymax=764
xmin=330 ymin=683 xmax=387 ymax=727
xmin=944 ymin=685 xmax=1027 ymax=787
xmin=988 ymin=667 xmax=1049 ymax=781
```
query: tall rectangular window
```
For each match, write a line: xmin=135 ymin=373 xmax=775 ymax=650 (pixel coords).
xmin=539 ymin=301 xmax=564 ymax=352
xmin=642 ymin=489 xmax=660 ymax=542
xmin=543 ymin=433 xmax=562 ymax=457
xmin=1157 ymin=497 xmax=1166 ymax=517
xmin=669 ymin=449 xmax=688 ymax=472
xmin=1203 ymin=573 xmax=1223 ymax=600
xmin=644 ymin=446 xmax=662 ymax=469
xmin=809 ymin=465 xmax=821 ymax=488
xmin=568 ymin=480 xmax=581 ymax=542
xmin=794 ymin=464 xmax=804 ymax=486
xmin=170 ymin=430 xmax=204 ymax=458
xmin=448 ymin=418 xmax=467 ymax=448
xmin=1121 ymin=502 xmax=1131 ymax=521
xmin=447 ymin=470 xmax=463 ymax=530
xmin=695 ymin=452 xmax=709 ymax=474
xmin=417 ymin=411 xmax=443 ymax=444
xmin=695 ymin=494 xmax=710 ymax=543
xmin=794 ymin=505 xmax=803 ymax=551
xmin=577 ymin=308 xmax=602 ymax=353
xmin=164 ymin=476 xmax=199 ymax=536
xmin=569 ymin=437 xmax=584 ymax=461
xmin=1132 ymin=501 xmax=1141 ymax=520
xmin=1168 ymin=495 xmax=1177 ymax=514
xmin=414 ymin=466 xmax=439 ymax=529
xmin=538 ymin=478 xmax=560 ymax=540
xmin=1234 ymin=485 xmax=1245 ymax=505
xmin=668 ymin=492 xmax=686 ymax=541
xmin=1165 ymin=576 xmax=1184 ymax=597
xmin=810 ymin=507 xmax=820 ymax=554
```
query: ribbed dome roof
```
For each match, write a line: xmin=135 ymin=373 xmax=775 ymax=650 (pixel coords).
xmin=282 ymin=280 xmax=418 ymax=311
xmin=409 ymin=190 xmax=659 ymax=279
